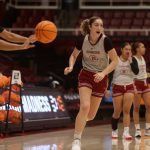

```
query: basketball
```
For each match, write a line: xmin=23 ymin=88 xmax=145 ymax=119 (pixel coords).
xmin=35 ymin=20 xmax=57 ymax=43
xmin=0 ymin=110 xmax=6 ymax=122
xmin=8 ymin=110 xmax=21 ymax=124
xmin=2 ymin=90 xmax=21 ymax=107
xmin=0 ymin=75 xmax=9 ymax=88
xmin=0 ymin=95 xmax=5 ymax=105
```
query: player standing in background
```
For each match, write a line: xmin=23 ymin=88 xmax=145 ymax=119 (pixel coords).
xmin=132 ymin=42 xmax=150 ymax=138
xmin=107 ymin=42 xmax=139 ymax=140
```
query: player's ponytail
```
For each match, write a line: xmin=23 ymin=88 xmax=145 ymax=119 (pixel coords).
xmin=131 ymin=42 xmax=141 ymax=55
xmin=80 ymin=19 xmax=90 ymax=35
xmin=80 ymin=16 xmax=102 ymax=35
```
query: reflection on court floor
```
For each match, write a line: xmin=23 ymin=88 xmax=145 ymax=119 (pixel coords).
xmin=0 ymin=123 xmax=150 ymax=150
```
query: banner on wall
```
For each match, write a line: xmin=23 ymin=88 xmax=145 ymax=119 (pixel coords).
xmin=0 ymin=87 xmax=70 ymax=130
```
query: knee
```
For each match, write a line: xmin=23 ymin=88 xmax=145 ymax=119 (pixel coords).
xmin=80 ymin=104 xmax=90 ymax=115
xmin=113 ymin=111 xmax=121 ymax=118
xmin=87 ymin=115 xmax=95 ymax=121
xmin=123 ymin=108 xmax=130 ymax=115
xmin=145 ymin=105 xmax=150 ymax=112
xmin=134 ymin=106 xmax=140 ymax=113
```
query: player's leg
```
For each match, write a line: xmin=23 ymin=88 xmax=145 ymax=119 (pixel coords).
xmin=122 ymin=92 xmax=134 ymax=140
xmin=143 ymin=91 xmax=150 ymax=136
xmin=112 ymin=95 xmax=123 ymax=139
xmin=72 ymin=86 xmax=92 ymax=150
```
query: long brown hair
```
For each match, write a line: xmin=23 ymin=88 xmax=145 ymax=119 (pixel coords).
xmin=131 ymin=42 xmax=141 ymax=55
xmin=80 ymin=16 xmax=102 ymax=35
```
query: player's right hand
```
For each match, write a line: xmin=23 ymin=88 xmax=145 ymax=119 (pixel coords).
xmin=64 ymin=67 xmax=73 ymax=75
xmin=22 ymin=40 xmax=35 ymax=49
xmin=104 ymin=90 xmax=111 ymax=97
xmin=28 ymin=34 xmax=37 ymax=43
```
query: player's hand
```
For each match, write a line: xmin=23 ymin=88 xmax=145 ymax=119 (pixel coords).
xmin=21 ymin=40 xmax=35 ymax=49
xmin=104 ymin=90 xmax=111 ymax=97
xmin=147 ymin=72 xmax=150 ymax=78
xmin=22 ymin=35 xmax=36 ymax=49
xmin=28 ymin=34 xmax=37 ymax=43
xmin=64 ymin=67 xmax=73 ymax=75
xmin=127 ymin=51 xmax=132 ymax=63
xmin=93 ymin=72 xmax=105 ymax=83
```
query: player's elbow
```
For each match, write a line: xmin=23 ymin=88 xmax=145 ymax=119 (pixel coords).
xmin=113 ymin=58 xmax=118 ymax=67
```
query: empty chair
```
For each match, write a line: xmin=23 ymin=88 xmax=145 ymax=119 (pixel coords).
xmin=124 ymin=11 xmax=135 ymax=19
xmin=20 ymin=9 xmax=31 ymax=18
xmin=143 ymin=19 xmax=150 ymax=28
xmin=103 ymin=11 xmax=113 ymax=19
xmin=113 ymin=11 xmax=124 ymax=19
xmin=80 ymin=10 xmax=89 ymax=19
xmin=131 ymin=19 xmax=143 ymax=28
xmin=103 ymin=19 xmax=110 ymax=28
xmin=28 ymin=16 xmax=37 ymax=27
xmin=92 ymin=10 xmax=101 ymax=17
xmin=110 ymin=19 xmax=121 ymax=28
xmin=135 ymin=11 xmax=146 ymax=19
xmin=97 ymin=11 xmax=103 ymax=18
xmin=146 ymin=11 xmax=150 ymax=18
xmin=15 ymin=16 xmax=24 ymax=27
xmin=121 ymin=19 xmax=132 ymax=28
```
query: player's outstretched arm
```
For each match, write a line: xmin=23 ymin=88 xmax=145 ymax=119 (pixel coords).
xmin=0 ymin=29 xmax=28 ymax=43
xmin=0 ymin=39 xmax=34 ymax=51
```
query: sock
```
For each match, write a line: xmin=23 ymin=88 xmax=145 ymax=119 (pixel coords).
xmin=135 ymin=124 xmax=140 ymax=130
xmin=111 ymin=117 xmax=119 ymax=131
xmin=74 ymin=133 xmax=81 ymax=140
xmin=146 ymin=123 xmax=150 ymax=129
xmin=124 ymin=127 xmax=129 ymax=133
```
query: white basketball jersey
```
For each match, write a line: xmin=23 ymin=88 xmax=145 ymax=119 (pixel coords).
xmin=112 ymin=57 xmax=134 ymax=85
xmin=82 ymin=34 xmax=109 ymax=72
xmin=133 ymin=56 xmax=147 ymax=80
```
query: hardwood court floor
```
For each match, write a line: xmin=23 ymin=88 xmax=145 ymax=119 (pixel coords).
xmin=0 ymin=123 xmax=150 ymax=150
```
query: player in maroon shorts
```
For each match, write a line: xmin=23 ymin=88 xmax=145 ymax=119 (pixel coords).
xmin=106 ymin=42 xmax=139 ymax=140
xmin=132 ymin=42 xmax=150 ymax=138
xmin=0 ymin=26 xmax=35 ymax=50
xmin=64 ymin=16 xmax=118 ymax=150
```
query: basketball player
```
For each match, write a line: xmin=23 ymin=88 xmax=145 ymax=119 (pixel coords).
xmin=0 ymin=26 xmax=35 ymax=50
xmin=64 ymin=16 xmax=118 ymax=150
xmin=132 ymin=42 xmax=150 ymax=138
xmin=107 ymin=42 xmax=139 ymax=140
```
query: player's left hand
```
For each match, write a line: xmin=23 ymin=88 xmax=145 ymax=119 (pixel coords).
xmin=28 ymin=34 xmax=37 ymax=43
xmin=22 ymin=40 xmax=35 ymax=49
xmin=93 ymin=72 xmax=105 ymax=83
xmin=127 ymin=51 xmax=132 ymax=63
xmin=104 ymin=90 xmax=111 ymax=97
xmin=22 ymin=34 xmax=37 ymax=49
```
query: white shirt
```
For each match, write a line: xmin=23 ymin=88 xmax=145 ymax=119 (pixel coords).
xmin=112 ymin=57 xmax=134 ymax=85
xmin=133 ymin=56 xmax=147 ymax=80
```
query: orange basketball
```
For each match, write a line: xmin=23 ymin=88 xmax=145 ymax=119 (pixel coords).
xmin=2 ymin=90 xmax=21 ymax=107
xmin=0 ymin=75 xmax=9 ymax=88
xmin=0 ymin=95 xmax=5 ymax=105
xmin=0 ymin=110 xmax=6 ymax=122
xmin=8 ymin=110 xmax=21 ymax=124
xmin=35 ymin=20 xmax=57 ymax=43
